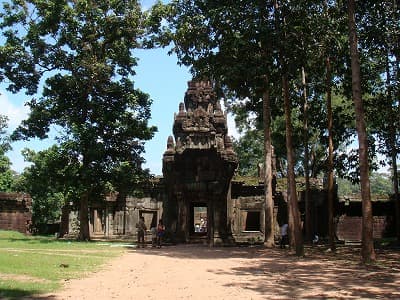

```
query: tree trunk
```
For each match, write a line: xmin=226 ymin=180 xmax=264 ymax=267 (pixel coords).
xmin=263 ymin=75 xmax=275 ymax=248
xmin=283 ymin=74 xmax=304 ymax=256
xmin=326 ymin=57 xmax=336 ymax=251
xmin=302 ymin=67 xmax=312 ymax=242
xmin=79 ymin=191 xmax=91 ymax=241
xmin=394 ymin=50 xmax=400 ymax=243
xmin=348 ymin=0 xmax=376 ymax=263
xmin=59 ymin=203 xmax=70 ymax=238
xmin=387 ymin=42 xmax=400 ymax=243
xmin=391 ymin=138 xmax=400 ymax=243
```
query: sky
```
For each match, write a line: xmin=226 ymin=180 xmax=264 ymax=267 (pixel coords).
xmin=0 ymin=46 xmax=240 ymax=176
xmin=0 ymin=0 xmax=241 ymax=176
xmin=0 ymin=0 xmax=390 ymax=176
xmin=0 ymin=46 xmax=389 ymax=176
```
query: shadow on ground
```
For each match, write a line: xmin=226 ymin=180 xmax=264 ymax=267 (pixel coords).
xmin=127 ymin=244 xmax=400 ymax=299
xmin=17 ymin=244 xmax=400 ymax=300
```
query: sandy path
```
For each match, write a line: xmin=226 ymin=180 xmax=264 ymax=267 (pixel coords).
xmin=36 ymin=245 xmax=400 ymax=300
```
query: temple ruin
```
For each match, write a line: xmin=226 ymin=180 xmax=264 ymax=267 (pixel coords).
xmin=58 ymin=80 xmax=394 ymax=244
xmin=1 ymin=80 xmax=396 ymax=244
xmin=0 ymin=192 xmax=32 ymax=234
xmin=162 ymin=80 xmax=238 ymax=245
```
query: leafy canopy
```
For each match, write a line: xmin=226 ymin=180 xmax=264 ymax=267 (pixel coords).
xmin=0 ymin=0 xmax=157 ymax=188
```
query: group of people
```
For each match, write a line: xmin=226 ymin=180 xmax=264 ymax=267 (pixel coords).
xmin=138 ymin=219 xmax=306 ymax=249
xmin=136 ymin=216 xmax=165 ymax=248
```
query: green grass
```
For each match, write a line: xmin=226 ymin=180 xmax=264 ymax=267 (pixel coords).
xmin=0 ymin=230 xmax=128 ymax=299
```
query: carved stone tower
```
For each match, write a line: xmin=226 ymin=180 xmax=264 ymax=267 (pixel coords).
xmin=162 ymin=80 xmax=238 ymax=245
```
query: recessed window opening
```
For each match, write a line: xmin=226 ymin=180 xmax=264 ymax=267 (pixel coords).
xmin=245 ymin=211 xmax=261 ymax=231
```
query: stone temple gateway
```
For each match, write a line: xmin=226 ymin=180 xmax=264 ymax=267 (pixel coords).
xmin=58 ymin=80 xmax=348 ymax=245
xmin=162 ymin=81 xmax=238 ymax=245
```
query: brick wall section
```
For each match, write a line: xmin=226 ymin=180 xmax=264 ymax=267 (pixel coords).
xmin=337 ymin=215 xmax=390 ymax=241
xmin=0 ymin=192 xmax=32 ymax=233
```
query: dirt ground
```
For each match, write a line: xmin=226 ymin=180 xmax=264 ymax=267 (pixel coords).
xmin=35 ymin=244 xmax=400 ymax=300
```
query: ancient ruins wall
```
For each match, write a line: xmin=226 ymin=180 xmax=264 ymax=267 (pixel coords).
xmin=337 ymin=215 xmax=393 ymax=241
xmin=66 ymin=195 xmax=163 ymax=240
xmin=0 ymin=192 xmax=32 ymax=233
xmin=230 ymin=195 xmax=266 ymax=244
xmin=111 ymin=196 xmax=163 ymax=238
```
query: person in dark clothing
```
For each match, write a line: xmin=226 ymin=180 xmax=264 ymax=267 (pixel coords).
xmin=136 ymin=216 xmax=147 ymax=248
xmin=156 ymin=219 xmax=165 ymax=248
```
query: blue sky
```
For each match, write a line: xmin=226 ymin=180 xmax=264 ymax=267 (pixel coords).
xmin=0 ymin=1 xmax=178 ymax=175
xmin=1 ymin=0 xmax=389 ymax=176
xmin=0 ymin=0 xmax=237 ymax=176
xmin=0 ymin=47 xmax=388 ymax=175
xmin=1 ymin=47 xmax=190 ymax=175
xmin=0 ymin=0 xmax=186 ymax=175
xmin=1 ymin=46 xmax=239 ymax=175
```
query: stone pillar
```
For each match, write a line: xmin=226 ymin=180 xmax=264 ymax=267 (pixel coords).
xmin=177 ymin=193 xmax=189 ymax=242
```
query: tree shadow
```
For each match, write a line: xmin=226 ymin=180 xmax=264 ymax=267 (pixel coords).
xmin=128 ymin=244 xmax=400 ymax=299
xmin=0 ymin=288 xmax=45 ymax=300
xmin=126 ymin=243 xmax=266 ymax=259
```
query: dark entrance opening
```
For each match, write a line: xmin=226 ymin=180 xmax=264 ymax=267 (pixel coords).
xmin=245 ymin=211 xmax=261 ymax=231
xmin=190 ymin=203 xmax=208 ymax=236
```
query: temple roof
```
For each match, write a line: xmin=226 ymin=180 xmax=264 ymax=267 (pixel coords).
xmin=163 ymin=80 xmax=238 ymax=167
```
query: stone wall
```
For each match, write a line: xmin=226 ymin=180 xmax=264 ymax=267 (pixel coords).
xmin=111 ymin=196 xmax=163 ymax=237
xmin=230 ymin=195 xmax=266 ymax=244
xmin=336 ymin=215 xmax=393 ymax=241
xmin=66 ymin=195 xmax=163 ymax=240
xmin=336 ymin=196 xmax=395 ymax=241
xmin=0 ymin=192 xmax=32 ymax=233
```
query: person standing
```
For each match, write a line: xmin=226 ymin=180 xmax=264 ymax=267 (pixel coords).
xmin=136 ymin=216 xmax=147 ymax=248
xmin=150 ymin=225 xmax=157 ymax=247
xmin=157 ymin=219 xmax=165 ymax=248
xmin=280 ymin=223 xmax=289 ymax=249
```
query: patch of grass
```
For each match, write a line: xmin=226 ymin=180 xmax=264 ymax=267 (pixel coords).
xmin=0 ymin=230 xmax=128 ymax=299
xmin=0 ymin=279 xmax=58 ymax=300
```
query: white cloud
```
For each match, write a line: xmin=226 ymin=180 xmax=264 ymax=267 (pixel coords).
xmin=0 ymin=91 xmax=29 ymax=130
xmin=226 ymin=112 xmax=241 ymax=139
xmin=221 ymin=101 xmax=241 ymax=140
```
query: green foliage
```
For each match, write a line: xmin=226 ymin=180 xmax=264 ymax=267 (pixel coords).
xmin=233 ymin=130 xmax=263 ymax=177
xmin=152 ymin=0 xmax=399 ymax=187
xmin=0 ymin=1 xmax=158 ymax=239
xmin=0 ymin=157 xmax=14 ymax=192
xmin=155 ymin=1 xmax=357 ymax=181
xmin=336 ymin=177 xmax=361 ymax=196
xmin=355 ymin=1 xmax=400 ymax=175
xmin=337 ymin=172 xmax=392 ymax=197
xmin=0 ymin=114 xmax=15 ymax=192
xmin=0 ymin=115 xmax=11 ymax=153
xmin=15 ymin=145 xmax=79 ymax=229
xmin=369 ymin=172 xmax=393 ymax=195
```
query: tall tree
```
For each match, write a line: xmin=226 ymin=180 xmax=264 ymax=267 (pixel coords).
xmin=358 ymin=0 xmax=400 ymax=243
xmin=262 ymin=74 xmax=275 ymax=247
xmin=274 ymin=0 xmax=304 ymax=255
xmin=348 ymin=0 xmax=376 ymax=263
xmin=301 ymin=67 xmax=312 ymax=242
xmin=157 ymin=0 xmax=279 ymax=248
xmin=16 ymin=146 xmax=79 ymax=233
xmin=326 ymin=56 xmax=336 ymax=251
xmin=0 ymin=114 xmax=14 ymax=192
xmin=0 ymin=0 xmax=157 ymax=240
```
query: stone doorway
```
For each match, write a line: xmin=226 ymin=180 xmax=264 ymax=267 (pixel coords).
xmin=191 ymin=202 xmax=208 ymax=233
xmin=162 ymin=81 xmax=238 ymax=245
xmin=92 ymin=209 xmax=104 ymax=234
